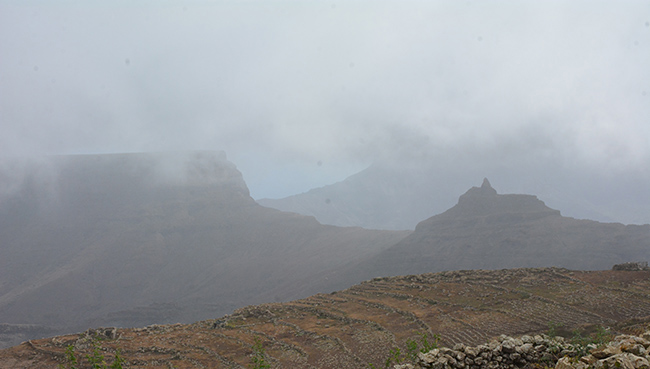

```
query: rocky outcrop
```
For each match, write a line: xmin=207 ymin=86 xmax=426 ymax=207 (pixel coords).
xmin=403 ymin=331 xmax=650 ymax=369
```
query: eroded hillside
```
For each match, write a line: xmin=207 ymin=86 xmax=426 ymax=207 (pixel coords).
xmin=2 ymin=267 xmax=649 ymax=368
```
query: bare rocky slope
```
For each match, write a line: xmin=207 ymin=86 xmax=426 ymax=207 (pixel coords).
xmin=0 ymin=267 xmax=649 ymax=368
xmin=0 ymin=152 xmax=409 ymax=348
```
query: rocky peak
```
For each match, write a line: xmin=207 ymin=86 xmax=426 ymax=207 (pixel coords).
xmin=459 ymin=177 xmax=498 ymax=200
xmin=481 ymin=177 xmax=494 ymax=191
xmin=418 ymin=179 xmax=560 ymax=226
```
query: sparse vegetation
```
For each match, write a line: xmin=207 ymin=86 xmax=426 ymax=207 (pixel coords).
xmin=415 ymin=331 xmax=440 ymax=354
xmin=110 ymin=350 xmax=126 ymax=369
xmin=405 ymin=336 xmax=420 ymax=362
xmin=569 ymin=325 xmax=613 ymax=357
xmin=249 ymin=336 xmax=270 ymax=369
xmin=547 ymin=320 xmax=564 ymax=338
xmin=369 ymin=331 xmax=440 ymax=368
xmin=86 ymin=339 xmax=107 ymax=369
xmin=57 ymin=337 xmax=125 ymax=369
xmin=58 ymin=345 xmax=78 ymax=369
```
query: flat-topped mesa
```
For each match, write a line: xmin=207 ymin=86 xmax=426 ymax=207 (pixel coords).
xmin=0 ymin=151 xmax=254 ymax=226
xmin=429 ymin=178 xmax=560 ymax=222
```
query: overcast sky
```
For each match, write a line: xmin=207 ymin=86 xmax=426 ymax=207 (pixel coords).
xmin=1 ymin=1 xmax=649 ymax=199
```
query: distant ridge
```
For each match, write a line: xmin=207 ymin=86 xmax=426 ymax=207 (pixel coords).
xmin=257 ymin=164 xmax=455 ymax=230
xmin=328 ymin=178 xmax=650 ymax=282
xmin=258 ymin=163 xmax=650 ymax=230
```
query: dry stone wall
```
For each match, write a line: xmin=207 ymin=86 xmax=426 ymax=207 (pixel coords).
xmin=398 ymin=331 xmax=650 ymax=369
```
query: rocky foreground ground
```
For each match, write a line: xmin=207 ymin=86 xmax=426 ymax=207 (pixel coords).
xmin=0 ymin=267 xmax=649 ymax=368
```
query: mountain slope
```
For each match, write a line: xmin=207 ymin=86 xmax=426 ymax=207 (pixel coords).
xmin=1 ymin=267 xmax=649 ymax=368
xmin=329 ymin=178 xmax=650 ymax=283
xmin=0 ymin=152 xmax=409 ymax=348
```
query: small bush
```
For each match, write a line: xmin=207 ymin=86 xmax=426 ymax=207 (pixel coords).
xmin=58 ymin=336 xmax=125 ymax=369
xmin=249 ymin=337 xmax=270 ymax=369
xmin=371 ymin=331 xmax=440 ymax=368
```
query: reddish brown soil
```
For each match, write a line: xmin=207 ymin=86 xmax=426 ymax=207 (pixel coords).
xmin=1 ymin=267 xmax=649 ymax=369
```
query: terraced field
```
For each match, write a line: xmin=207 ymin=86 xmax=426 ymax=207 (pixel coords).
xmin=1 ymin=267 xmax=649 ymax=368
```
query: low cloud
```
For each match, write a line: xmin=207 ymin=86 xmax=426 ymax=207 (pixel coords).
xmin=1 ymin=1 xmax=648 ymax=198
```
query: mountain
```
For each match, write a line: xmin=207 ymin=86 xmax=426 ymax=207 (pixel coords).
xmin=0 ymin=152 xmax=409 ymax=349
xmin=257 ymin=164 xmax=454 ymax=230
xmin=258 ymin=162 xmax=650 ymax=230
xmin=1 ymin=267 xmax=649 ymax=368
xmin=336 ymin=178 xmax=650 ymax=281
xmin=2 ymin=153 xmax=648 ymax=352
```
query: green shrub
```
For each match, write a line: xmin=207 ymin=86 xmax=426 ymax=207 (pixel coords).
xmin=58 ymin=345 xmax=78 ymax=369
xmin=370 ymin=331 xmax=440 ymax=368
xmin=547 ymin=321 xmax=564 ymax=338
xmin=249 ymin=337 xmax=270 ymax=369
xmin=58 ymin=336 xmax=125 ymax=369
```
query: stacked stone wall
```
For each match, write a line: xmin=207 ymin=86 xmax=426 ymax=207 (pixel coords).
xmin=396 ymin=331 xmax=650 ymax=369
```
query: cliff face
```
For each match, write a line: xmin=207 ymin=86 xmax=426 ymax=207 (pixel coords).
xmin=0 ymin=152 xmax=409 ymax=348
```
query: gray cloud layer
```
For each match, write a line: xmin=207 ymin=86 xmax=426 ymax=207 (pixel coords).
xmin=1 ymin=1 xmax=649 ymax=199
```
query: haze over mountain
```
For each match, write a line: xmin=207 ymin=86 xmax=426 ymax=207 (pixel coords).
xmin=258 ymin=161 xmax=650 ymax=230
xmin=2 ymin=3 xmax=648 ymax=365
xmin=2 ymin=2 xmax=648 ymax=209
xmin=327 ymin=178 xmax=650 ymax=284
xmin=1 ymin=151 xmax=649 ymax=351
xmin=0 ymin=151 xmax=409 ymax=348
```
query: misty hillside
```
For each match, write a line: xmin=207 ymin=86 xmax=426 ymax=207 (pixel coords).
xmin=1 ymin=267 xmax=649 ymax=368
xmin=332 ymin=178 xmax=650 ymax=283
xmin=258 ymin=162 xmax=650 ymax=230
xmin=0 ymin=152 xmax=409 ymax=348
xmin=258 ymin=164 xmax=450 ymax=230
xmin=2 ymin=152 xmax=649 ymax=351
